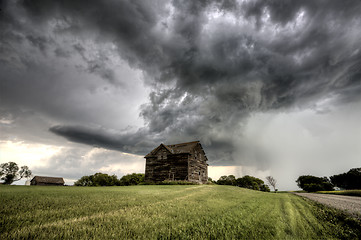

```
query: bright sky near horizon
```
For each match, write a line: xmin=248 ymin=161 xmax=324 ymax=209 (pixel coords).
xmin=1 ymin=0 xmax=360 ymax=190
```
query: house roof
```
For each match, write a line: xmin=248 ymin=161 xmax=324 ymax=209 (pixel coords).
xmin=145 ymin=141 xmax=208 ymax=161
xmin=167 ymin=141 xmax=200 ymax=154
xmin=31 ymin=176 xmax=65 ymax=184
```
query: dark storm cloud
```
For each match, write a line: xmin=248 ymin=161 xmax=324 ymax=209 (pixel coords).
xmin=0 ymin=1 xmax=146 ymax=129
xmin=2 ymin=0 xmax=361 ymax=168
xmin=72 ymin=43 xmax=117 ymax=85
xmin=47 ymin=0 xmax=361 ymax=165
xmin=49 ymin=125 xmax=159 ymax=155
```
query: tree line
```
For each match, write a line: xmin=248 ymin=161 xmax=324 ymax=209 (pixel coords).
xmin=296 ymin=168 xmax=361 ymax=192
xmin=5 ymin=160 xmax=357 ymax=192
xmin=1 ymin=161 xmax=277 ymax=190
xmin=213 ymin=175 xmax=271 ymax=192
xmin=74 ymin=173 xmax=145 ymax=186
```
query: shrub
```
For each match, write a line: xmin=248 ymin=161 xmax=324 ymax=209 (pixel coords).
xmin=260 ymin=184 xmax=270 ymax=192
xmin=157 ymin=180 xmax=197 ymax=185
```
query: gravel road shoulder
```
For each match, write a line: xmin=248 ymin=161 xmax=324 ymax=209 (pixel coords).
xmin=294 ymin=193 xmax=361 ymax=218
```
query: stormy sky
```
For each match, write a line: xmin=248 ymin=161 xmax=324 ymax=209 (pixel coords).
xmin=1 ymin=0 xmax=360 ymax=190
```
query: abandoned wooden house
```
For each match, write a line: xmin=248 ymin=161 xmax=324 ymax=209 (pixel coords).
xmin=144 ymin=141 xmax=208 ymax=184
xmin=30 ymin=176 xmax=65 ymax=186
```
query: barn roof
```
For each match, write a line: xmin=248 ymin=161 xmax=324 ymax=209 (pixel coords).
xmin=145 ymin=141 xmax=208 ymax=161
xmin=31 ymin=176 xmax=65 ymax=184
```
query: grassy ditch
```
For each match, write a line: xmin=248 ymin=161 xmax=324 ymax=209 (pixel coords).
xmin=317 ymin=190 xmax=361 ymax=197
xmin=1 ymin=185 xmax=360 ymax=239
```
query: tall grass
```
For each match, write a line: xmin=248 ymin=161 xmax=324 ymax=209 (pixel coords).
xmin=1 ymin=185 xmax=360 ymax=239
xmin=317 ymin=190 xmax=361 ymax=197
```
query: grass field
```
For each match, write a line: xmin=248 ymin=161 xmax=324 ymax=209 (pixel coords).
xmin=1 ymin=185 xmax=360 ymax=239
xmin=317 ymin=190 xmax=361 ymax=197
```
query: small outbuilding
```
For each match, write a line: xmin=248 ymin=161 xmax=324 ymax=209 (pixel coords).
xmin=30 ymin=176 xmax=65 ymax=186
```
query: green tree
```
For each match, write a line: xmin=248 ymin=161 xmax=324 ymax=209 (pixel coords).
xmin=93 ymin=173 xmax=120 ymax=186
xmin=216 ymin=175 xmax=236 ymax=185
xmin=119 ymin=173 xmax=145 ymax=186
xmin=330 ymin=168 xmax=361 ymax=190
xmin=296 ymin=175 xmax=333 ymax=192
xmin=74 ymin=175 xmax=93 ymax=186
xmin=74 ymin=173 xmax=120 ymax=186
xmin=260 ymin=184 xmax=270 ymax=192
xmin=216 ymin=175 xmax=228 ymax=185
xmin=236 ymin=175 xmax=265 ymax=190
xmin=0 ymin=162 xmax=32 ymax=185
xmin=216 ymin=174 xmax=271 ymax=192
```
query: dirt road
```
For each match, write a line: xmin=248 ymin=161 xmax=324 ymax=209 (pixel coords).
xmin=294 ymin=193 xmax=361 ymax=217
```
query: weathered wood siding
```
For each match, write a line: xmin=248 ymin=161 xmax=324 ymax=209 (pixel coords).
xmin=145 ymin=142 xmax=208 ymax=184
xmin=145 ymin=147 xmax=189 ymax=182
xmin=30 ymin=181 xmax=64 ymax=186
xmin=188 ymin=143 xmax=208 ymax=183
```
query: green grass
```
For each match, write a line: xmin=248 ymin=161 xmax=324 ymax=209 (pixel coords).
xmin=1 ymin=185 xmax=360 ymax=239
xmin=317 ymin=190 xmax=361 ymax=197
